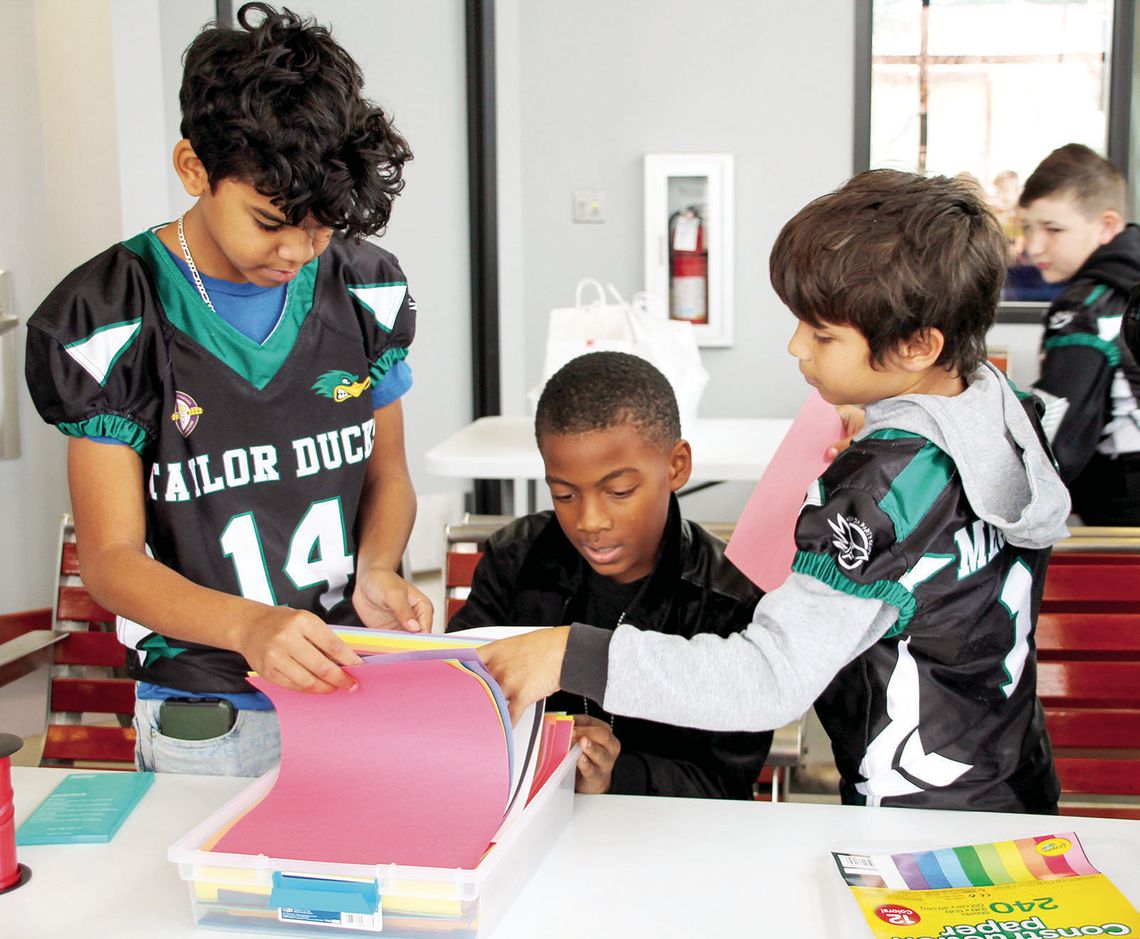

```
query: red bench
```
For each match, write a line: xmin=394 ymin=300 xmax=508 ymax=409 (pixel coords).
xmin=1038 ymin=535 xmax=1140 ymax=819
xmin=40 ymin=515 xmax=136 ymax=768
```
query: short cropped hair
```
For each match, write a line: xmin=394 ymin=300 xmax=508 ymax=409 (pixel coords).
xmin=1019 ymin=143 xmax=1125 ymax=218
xmin=535 ymin=352 xmax=680 ymax=451
xmin=180 ymin=2 xmax=412 ymax=237
xmin=769 ymin=169 xmax=1005 ymax=375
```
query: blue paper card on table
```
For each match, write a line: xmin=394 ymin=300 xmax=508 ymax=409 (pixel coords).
xmin=16 ymin=771 xmax=155 ymax=845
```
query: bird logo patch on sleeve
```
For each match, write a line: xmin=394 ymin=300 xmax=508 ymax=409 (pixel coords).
xmin=829 ymin=513 xmax=874 ymax=570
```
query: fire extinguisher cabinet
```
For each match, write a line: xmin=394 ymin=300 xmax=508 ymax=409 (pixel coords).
xmin=643 ymin=153 xmax=735 ymax=347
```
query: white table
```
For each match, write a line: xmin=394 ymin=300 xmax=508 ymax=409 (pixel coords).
xmin=7 ymin=767 xmax=1140 ymax=937
xmin=424 ymin=416 xmax=791 ymax=513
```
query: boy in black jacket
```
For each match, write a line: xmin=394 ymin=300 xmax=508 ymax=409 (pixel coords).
xmin=1020 ymin=143 xmax=1140 ymax=524
xmin=448 ymin=352 xmax=771 ymax=799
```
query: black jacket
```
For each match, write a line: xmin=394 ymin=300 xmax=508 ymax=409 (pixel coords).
xmin=1035 ymin=224 xmax=1140 ymax=483
xmin=447 ymin=496 xmax=772 ymax=799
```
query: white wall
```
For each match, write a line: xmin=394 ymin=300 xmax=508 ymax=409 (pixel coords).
xmin=987 ymin=321 xmax=1046 ymax=391
xmin=0 ymin=1 xmax=84 ymax=613
xmin=0 ymin=1 xmax=210 ymax=614
xmin=36 ymin=0 xmax=124 ymax=275
xmin=110 ymin=0 xmax=173 ymax=234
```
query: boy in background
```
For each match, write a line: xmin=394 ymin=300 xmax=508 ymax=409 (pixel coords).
xmin=1020 ymin=143 xmax=1140 ymax=524
xmin=481 ymin=170 xmax=1071 ymax=813
xmin=450 ymin=352 xmax=771 ymax=799
xmin=25 ymin=3 xmax=430 ymax=775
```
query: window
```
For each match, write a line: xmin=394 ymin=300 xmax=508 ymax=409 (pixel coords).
xmin=855 ymin=0 xmax=1134 ymax=317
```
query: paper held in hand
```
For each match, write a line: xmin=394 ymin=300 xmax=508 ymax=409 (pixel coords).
xmin=726 ymin=389 xmax=843 ymax=592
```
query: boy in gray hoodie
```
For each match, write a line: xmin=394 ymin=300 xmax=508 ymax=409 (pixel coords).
xmin=481 ymin=169 xmax=1072 ymax=813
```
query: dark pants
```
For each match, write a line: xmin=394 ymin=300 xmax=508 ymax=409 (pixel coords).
xmin=1070 ymin=451 xmax=1140 ymax=526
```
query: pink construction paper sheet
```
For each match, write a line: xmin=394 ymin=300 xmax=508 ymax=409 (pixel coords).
xmin=362 ymin=646 xmax=546 ymax=828
xmin=212 ymin=658 xmax=511 ymax=869
xmin=725 ymin=390 xmax=844 ymax=592
xmin=527 ymin=717 xmax=575 ymax=804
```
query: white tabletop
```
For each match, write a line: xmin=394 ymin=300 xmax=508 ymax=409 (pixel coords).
xmin=424 ymin=416 xmax=792 ymax=482
xmin=6 ymin=767 xmax=1140 ymax=937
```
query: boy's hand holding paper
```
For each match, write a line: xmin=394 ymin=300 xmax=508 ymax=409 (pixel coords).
xmin=825 ymin=404 xmax=866 ymax=460
xmin=239 ymin=605 xmax=362 ymax=694
xmin=479 ymin=626 xmax=570 ymax=725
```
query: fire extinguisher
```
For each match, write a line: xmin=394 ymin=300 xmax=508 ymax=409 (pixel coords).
xmin=669 ymin=206 xmax=708 ymax=324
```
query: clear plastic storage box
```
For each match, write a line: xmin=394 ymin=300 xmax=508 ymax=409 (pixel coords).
xmin=168 ymin=748 xmax=578 ymax=937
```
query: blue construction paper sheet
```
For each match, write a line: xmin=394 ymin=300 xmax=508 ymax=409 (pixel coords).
xmin=16 ymin=771 xmax=155 ymax=845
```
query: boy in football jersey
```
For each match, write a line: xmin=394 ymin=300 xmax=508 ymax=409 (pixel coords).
xmin=480 ymin=170 xmax=1072 ymax=812
xmin=447 ymin=352 xmax=771 ymax=799
xmin=1019 ymin=144 xmax=1140 ymax=524
xmin=25 ymin=3 xmax=430 ymax=775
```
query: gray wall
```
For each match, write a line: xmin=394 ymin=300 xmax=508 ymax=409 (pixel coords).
xmin=508 ymin=0 xmax=856 ymax=420
xmin=297 ymin=1 xmax=474 ymax=564
xmin=499 ymin=0 xmax=857 ymax=517
xmin=159 ymin=1 xmax=215 ymax=220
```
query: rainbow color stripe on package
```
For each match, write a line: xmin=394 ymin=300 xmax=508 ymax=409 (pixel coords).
xmin=833 ymin=832 xmax=1139 ymax=937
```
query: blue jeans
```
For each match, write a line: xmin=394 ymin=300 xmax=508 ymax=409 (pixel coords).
xmin=133 ymin=698 xmax=281 ymax=776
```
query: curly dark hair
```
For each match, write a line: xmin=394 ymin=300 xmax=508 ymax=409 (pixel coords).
xmin=769 ymin=169 xmax=1005 ymax=376
xmin=179 ymin=2 xmax=412 ymax=237
xmin=535 ymin=352 xmax=681 ymax=451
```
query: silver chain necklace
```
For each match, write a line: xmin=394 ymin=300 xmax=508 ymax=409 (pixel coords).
xmin=177 ymin=214 xmax=217 ymax=313
xmin=582 ymin=609 xmax=625 ymax=731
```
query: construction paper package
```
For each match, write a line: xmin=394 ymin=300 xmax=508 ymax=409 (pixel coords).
xmin=168 ymin=748 xmax=578 ymax=938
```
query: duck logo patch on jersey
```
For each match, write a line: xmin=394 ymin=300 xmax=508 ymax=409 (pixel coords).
xmin=312 ymin=370 xmax=372 ymax=403
xmin=829 ymin=513 xmax=873 ymax=570
xmin=170 ymin=391 xmax=204 ymax=437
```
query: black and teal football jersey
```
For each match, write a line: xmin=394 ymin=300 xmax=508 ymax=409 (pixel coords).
xmin=1034 ymin=224 xmax=1140 ymax=481
xmin=26 ymin=230 xmax=416 ymax=693
xmin=792 ymin=421 xmax=1059 ymax=812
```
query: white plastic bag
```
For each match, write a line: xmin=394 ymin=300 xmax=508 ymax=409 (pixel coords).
xmin=531 ymin=279 xmax=708 ymax=429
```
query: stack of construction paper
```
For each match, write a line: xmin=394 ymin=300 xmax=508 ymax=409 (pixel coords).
xmin=207 ymin=628 xmax=569 ymax=871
